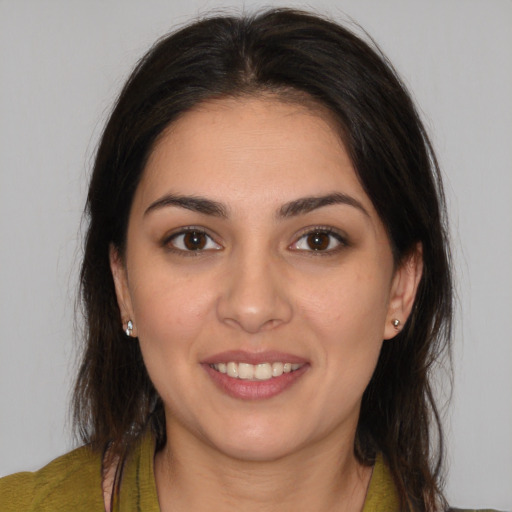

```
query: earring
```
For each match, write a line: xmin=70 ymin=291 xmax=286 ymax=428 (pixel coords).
xmin=125 ymin=320 xmax=133 ymax=337
xmin=392 ymin=319 xmax=401 ymax=330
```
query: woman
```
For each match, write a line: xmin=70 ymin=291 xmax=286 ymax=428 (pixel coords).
xmin=0 ymin=8 xmax=498 ymax=512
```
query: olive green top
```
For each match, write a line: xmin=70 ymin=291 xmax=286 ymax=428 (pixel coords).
xmin=0 ymin=434 xmax=498 ymax=511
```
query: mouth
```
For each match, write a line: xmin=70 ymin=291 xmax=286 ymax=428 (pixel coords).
xmin=202 ymin=351 xmax=309 ymax=400
xmin=209 ymin=361 xmax=304 ymax=381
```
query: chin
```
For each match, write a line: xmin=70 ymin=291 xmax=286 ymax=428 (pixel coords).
xmin=217 ymin=438 xmax=298 ymax=463
xmin=205 ymin=420 xmax=304 ymax=462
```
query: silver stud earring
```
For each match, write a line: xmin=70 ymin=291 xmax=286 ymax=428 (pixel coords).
xmin=125 ymin=320 xmax=133 ymax=337
xmin=392 ymin=319 xmax=401 ymax=330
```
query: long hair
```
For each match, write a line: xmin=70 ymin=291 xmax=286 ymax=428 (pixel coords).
xmin=74 ymin=9 xmax=453 ymax=511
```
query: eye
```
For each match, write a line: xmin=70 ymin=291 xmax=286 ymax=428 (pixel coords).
xmin=167 ymin=229 xmax=222 ymax=252
xmin=291 ymin=228 xmax=347 ymax=253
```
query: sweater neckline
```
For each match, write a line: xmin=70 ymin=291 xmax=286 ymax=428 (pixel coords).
xmin=116 ymin=432 xmax=399 ymax=512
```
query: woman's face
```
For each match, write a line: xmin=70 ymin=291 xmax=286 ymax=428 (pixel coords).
xmin=111 ymin=97 xmax=420 ymax=461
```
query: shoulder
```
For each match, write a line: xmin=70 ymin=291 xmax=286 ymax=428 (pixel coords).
xmin=363 ymin=453 xmax=400 ymax=511
xmin=448 ymin=509 xmax=506 ymax=512
xmin=363 ymin=455 xmax=504 ymax=512
xmin=0 ymin=445 xmax=104 ymax=511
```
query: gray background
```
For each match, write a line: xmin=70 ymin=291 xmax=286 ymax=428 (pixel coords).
xmin=1 ymin=0 xmax=511 ymax=509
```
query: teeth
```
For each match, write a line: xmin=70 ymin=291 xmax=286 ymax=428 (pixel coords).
xmin=227 ymin=362 xmax=238 ymax=378
xmin=238 ymin=363 xmax=254 ymax=380
xmin=210 ymin=361 xmax=304 ymax=381
xmin=272 ymin=362 xmax=284 ymax=377
xmin=255 ymin=363 xmax=272 ymax=380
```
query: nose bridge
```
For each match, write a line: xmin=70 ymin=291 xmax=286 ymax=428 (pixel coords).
xmin=217 ymin=241 xmax=292 ymax=333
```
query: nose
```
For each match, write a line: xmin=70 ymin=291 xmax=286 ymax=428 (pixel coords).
xmin=216 ymin=249 xmax=293 ymax=334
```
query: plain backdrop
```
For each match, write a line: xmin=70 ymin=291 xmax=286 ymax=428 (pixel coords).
xmin=0 ymin=0 xmax=511 ymax=509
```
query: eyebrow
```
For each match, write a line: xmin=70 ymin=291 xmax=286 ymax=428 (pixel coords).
xmin=144 ymin=192 xmax=369 ymax=219
xmin=144 ymin=194 xmax=228 ymax=218
xmin=278 ymin=193 xmax=369 ymax=218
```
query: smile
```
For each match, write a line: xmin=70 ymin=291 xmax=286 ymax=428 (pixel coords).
xmin=209 ymin=362 xmax=304 ymax=381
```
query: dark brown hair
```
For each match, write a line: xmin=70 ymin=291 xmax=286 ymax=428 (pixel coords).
xmin=74 ymin=9 xmax=452 ymax=511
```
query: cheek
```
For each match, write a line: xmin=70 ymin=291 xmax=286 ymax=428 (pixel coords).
xmin=129 ymin=265 xmax=217 ymax=357
xmin=301 ymin=267 xmax=391 ymax=339
xmin=128 ymin=268 xmax=218 ymax=414
xmin=297 ymin=265 xmax=391 ymax=379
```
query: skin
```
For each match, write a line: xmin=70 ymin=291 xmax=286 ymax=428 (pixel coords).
xmin=110 ymin=96 xmax=422 ymax=512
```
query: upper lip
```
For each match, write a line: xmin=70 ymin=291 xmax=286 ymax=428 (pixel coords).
xmin=202 ymin=350 xmax=308 ymax=365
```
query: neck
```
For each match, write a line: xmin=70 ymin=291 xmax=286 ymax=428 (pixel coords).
xmin=154 ymin=422 xmax=372 ymax=512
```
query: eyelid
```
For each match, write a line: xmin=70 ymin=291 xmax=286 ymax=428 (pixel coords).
xmin=162 ymin=226 xmax=223 ymax=254
xmin=289 ymin=225 xmax=349 ymax=253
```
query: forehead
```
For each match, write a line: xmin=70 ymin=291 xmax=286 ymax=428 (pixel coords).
xmin=136 ymin=96 xmax=373 ymax=216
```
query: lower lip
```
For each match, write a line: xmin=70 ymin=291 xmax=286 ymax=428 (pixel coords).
xmin=202 ymin=364 xmax=309 ymax=400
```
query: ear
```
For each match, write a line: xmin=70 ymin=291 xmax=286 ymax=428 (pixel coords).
xmin=109 ymin=244 xmax=137 ymax=337
xmin=383 ymin=243 xmax=423 ymax=340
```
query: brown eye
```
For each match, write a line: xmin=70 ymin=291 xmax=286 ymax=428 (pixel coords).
xmin=183 ymin=231 xmax=207 ymax=250
xmin=168 ymin=229 xmax=222 ymax=252
xmin=306 ymin=232 xmax=330 ymax=251
xmin=291 ymin=229 xmax=346 ymax=253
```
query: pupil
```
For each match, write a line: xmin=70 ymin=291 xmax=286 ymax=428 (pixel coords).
xmin=307 ymin=232 xmax=329 ymax=250
xmin=184 ymin=231 xmax=206 ymax=250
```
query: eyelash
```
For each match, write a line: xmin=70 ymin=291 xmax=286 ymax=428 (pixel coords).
xmin=162 ymin=227 xmax=222 ymax=256
xmin=162 ymin=226 xmax=349 ymax=256
xmin=290 ymin=226 xmax=349 ymax=255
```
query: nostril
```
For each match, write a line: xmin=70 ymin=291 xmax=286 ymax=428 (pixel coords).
xmin=221 ymin=315 xmax=284 ymax=334
xmin=215 ymin=262 xmax=293 ymax=333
